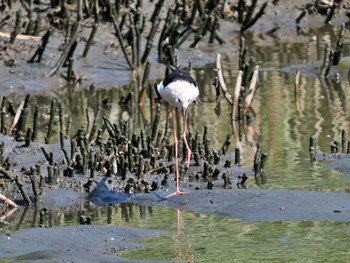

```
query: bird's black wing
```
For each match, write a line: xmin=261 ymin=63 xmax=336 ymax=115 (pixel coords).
xmin=163 ymin=68 xmax=197 ymax=87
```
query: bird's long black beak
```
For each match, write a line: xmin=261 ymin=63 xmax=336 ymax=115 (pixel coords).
xmin=182 ymin=107 xmax=187 ymax=119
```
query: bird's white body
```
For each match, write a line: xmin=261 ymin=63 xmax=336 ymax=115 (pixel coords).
xmin=157 ymin=80 xmax=199 ymax=110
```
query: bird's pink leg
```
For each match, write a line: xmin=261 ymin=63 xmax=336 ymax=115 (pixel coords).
xmin=182 ymin=109 xmax=191 ymax=167
xmin=166 ymin=108 xmax=185 ymax=198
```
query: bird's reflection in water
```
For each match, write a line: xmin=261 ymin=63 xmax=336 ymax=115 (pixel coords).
xmin=173 ymin=208 xmax=194 ymax=262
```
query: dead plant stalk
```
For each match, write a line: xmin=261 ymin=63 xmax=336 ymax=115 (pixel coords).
xmin=0 ymin=193 xmax=18 ymax=208
xmin=216 ymin=53 xmax=233 ymax=105
xmin=243 ymin=65 xmax=259 ymax=114
xmin=232 ymin=70 xmax=243 ymax=120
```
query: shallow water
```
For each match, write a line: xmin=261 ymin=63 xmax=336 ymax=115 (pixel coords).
xmin=118 ymin=209 xmax=350 ymax=262
xmin=25 ymin=26 xmax=350 ymax=193
xmin=3 ymin=203 xmax=350 ymax=262
xmin=2 ymin=19 xmax=350 ymax=262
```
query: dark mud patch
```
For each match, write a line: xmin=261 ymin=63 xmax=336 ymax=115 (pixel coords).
xmin=41 ymin=189 xmax=85 ymax=208
xmin=0 ymin=130 xmax=252 ymax=208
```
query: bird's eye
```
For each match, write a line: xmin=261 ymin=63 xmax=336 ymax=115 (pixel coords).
xmin=177 ymin=98 xmax=181 ymax=103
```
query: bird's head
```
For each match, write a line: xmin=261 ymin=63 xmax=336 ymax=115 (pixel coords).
xmin=176 ymin=95 xmax=195 ymax=111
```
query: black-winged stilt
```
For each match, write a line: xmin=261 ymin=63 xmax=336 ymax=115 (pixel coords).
xmin=157 ymin=66 xmax=199 ymax=197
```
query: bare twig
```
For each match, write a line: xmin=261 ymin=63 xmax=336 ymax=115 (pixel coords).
xmin=10 ymin=100 xmax=25 ymax=132
xmin=111 ymin=16 xmax=134 ymax=69
xmin=216 ymin=53 xmax=232 ymax=105
xmin=243 ymin=65 xmax=259 ymax=114
xmin=294 ymin=70 xmax=300 ymax=99
xmin=138 ymin=61 xmax=151 ymax=105
xmin=0 ymin=31 xmax=41 ymax=41
xmin=240 ymin=1 xmax=268 ymax=33
xmin=0 ymin=193 xmax=18 ymax=208
xmin=0 ymin=206 xmax=17 ymax=222
xmin=46 ymin=22 xmax=80 ymax=77
xmin=232 ymin=70 xmax=243 ymax=120
xmin=28 ymin=29 xmax=51 ymax=63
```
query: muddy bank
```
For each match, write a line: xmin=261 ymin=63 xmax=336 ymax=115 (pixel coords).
xmin=2 ymin=186 xmax=350 ymax=262
xmin=126 ymin=188 xmax=350 ymax=222
xmin=0 ymin=225 xmax=168 ymax=263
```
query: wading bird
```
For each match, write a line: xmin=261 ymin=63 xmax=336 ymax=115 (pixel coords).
xmin=157 ymin=66 xmax=199 ymax=197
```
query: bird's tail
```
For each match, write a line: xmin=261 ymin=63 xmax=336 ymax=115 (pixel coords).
xmin=154 ymin=82 xmax=162 ymax=102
